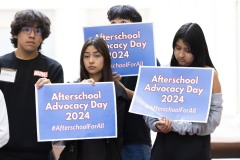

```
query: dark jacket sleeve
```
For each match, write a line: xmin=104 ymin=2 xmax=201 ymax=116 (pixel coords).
xmin=114 ymin=83 xmax=130 ymax=144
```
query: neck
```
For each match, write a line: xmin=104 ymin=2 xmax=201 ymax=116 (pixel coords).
xmin=89 ymin=74 xmax=101 ymax=82
xmin=15 ymin=49 xmax=39 ymax=60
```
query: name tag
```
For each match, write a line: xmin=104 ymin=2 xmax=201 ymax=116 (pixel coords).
xmin=0 ymin=68 xmax=17 ymax=83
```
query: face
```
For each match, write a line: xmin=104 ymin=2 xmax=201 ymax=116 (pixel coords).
xmin=16 ymin=25 xmax=43 ymax=56
xmin=174 ymin=39 xmax=194 ymax=67
xmin=83 ymin=45 xmax=104 ymax=81
xmin=110 ymin=18 xmax=132 ymax=24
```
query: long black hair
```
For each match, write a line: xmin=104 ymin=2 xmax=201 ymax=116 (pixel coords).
xmin=79 ymin=37 xmax=113 ymax=82
xmin=170 ymin=23 xmax=215 ymax=69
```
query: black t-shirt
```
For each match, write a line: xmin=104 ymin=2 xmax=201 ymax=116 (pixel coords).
xmin=0 ymin=52 xmax=64 ymax=160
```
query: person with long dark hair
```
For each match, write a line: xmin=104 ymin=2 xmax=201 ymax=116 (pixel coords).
xmin=145 ymin=23 xmax=223 ymax=160
xmin=59 ymin=37 xmax=129 ymax=160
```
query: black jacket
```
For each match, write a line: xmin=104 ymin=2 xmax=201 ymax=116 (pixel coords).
xmin=59 ymin=83 xmax=129 ymax=160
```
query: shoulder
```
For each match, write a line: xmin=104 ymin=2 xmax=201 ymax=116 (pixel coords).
xmin=212 ymin=69 xmax=221 ymax=93
xmin=39 ymin=53 xmax=62 ymax=66
xmin=0 ymin=52 xmax=14 ymax=60
xmin=0 ymin=53 xmax=16 ymax=67
xmin=114 ymin=82 xmax=129 ymax=101
xmin=114 ymin=82 xmax=126 ymax=96
xmin=203 ymin=66 xmax=221 ymax=93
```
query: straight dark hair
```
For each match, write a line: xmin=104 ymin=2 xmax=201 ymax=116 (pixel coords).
xmin=79 ymin=37 xmax=113 ymax=82
xmin=170 ymin=23 xmax=215 ymax=69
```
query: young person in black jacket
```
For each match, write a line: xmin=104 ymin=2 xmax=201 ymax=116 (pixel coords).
xmin=59 ymin=37 xmax=129 ymax=160
xmin=0 ymin=9 xmax=64 ymax=160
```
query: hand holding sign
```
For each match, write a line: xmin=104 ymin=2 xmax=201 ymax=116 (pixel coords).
xmin=129 ymin=66 xmax=213 ymax=122
xmin=35 ymin=82 xmax=117 ymax=141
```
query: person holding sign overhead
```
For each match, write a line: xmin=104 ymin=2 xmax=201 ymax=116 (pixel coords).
xmin=107 ymin=5 xmax=160 ymax=160
xmin=58 ymin=37 xmax=129 ymax=160
xmin=145 ymin=23 xmax=223 ymax=160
